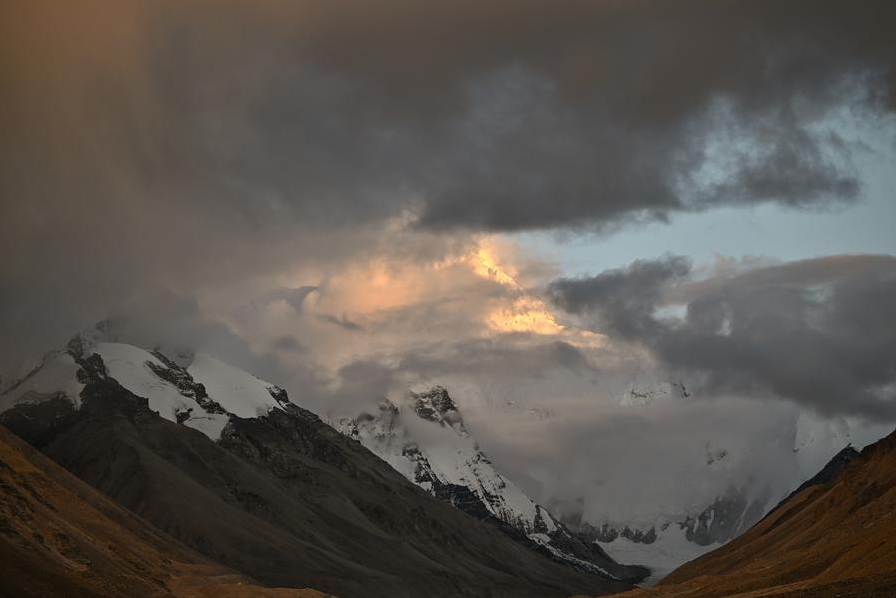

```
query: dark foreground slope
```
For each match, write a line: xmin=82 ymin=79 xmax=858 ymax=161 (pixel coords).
xmin=1 ymin=352 xmax=636 ymax=598
xmin=0 ymin=424 xmax=331 ymax=598
xmin=591 ymin=428 xmax=896 ymax=598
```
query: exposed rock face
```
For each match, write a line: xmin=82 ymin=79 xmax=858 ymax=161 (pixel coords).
xmin=619 ymin=381 xmax=690 ymax=407
xmin=410 ymin=386 xmax=465 ymax=429
xmin=403 ymin=444 xmax=495 ymax=520
xmin=566 ymin=487 xmax=767 ymax=549
xmin=580 ymin=523 xmax=659 ymax=545
xmin=0 ymin=339 xmax=639 ymax=598
xmin=336 ymin=386 xmax=648 ymax=582
xmin=146 ymin=350 xmax=228 ymax=415
xmin=679 ymin=491 xmax=767 ymax=546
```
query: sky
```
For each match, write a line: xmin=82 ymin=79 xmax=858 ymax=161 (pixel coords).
xmin=2 ymin=0 xmax=895 ymax=526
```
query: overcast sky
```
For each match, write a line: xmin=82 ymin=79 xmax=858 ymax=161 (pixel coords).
xmin=2 ymin=0 xmax=895 ymax=524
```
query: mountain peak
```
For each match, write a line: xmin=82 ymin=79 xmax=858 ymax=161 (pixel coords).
xmin=1 ymin=338 xmax=291 ymax=442
xmin=338 ymin=384 xmax=648 ymax=582
xmin=1 ymin=342 xmax=638 ymax=598
xmin=408 ymin=386 xmax=466 ymax=433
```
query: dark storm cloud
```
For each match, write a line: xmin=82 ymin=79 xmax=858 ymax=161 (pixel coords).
xmin=288 ymin=0 xmax=895 ymax=231
xmin=548 ymin=254 xmax=896 ymax=417
xmin=5 ymin=0 xmax=896 ymax=234
xmin=2 ymin=0 xmax=895 ymax=371
xmin=548 ymin=256 xmax=692 ymax=339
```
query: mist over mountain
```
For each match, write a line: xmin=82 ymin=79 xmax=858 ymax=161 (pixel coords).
xmin=0 ymin=335 xmax=638 ymax=597
xmin=2 ymin=1 xmax=895 ymax=595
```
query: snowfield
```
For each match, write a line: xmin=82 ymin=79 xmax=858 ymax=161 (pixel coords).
xmin=188 ymin=352 xmax=286 ymax=419
xmin=0 ymin=351 xmax=84 ymax=411
xmin=1 ymin=340 xmax=289 ymax=443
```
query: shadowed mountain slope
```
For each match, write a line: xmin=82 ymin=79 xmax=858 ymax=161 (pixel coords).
xmin=0 ymin=424 xmax=331 ymax=598
xmin=336 ymin=387 xmax=648 ymax=581
xmin=1 ymin=341 xmax=636 ymax=598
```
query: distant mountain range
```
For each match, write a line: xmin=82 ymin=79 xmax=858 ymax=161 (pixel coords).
xmin=611 ymin=425 xmax=896 ymax=598
xmin=0 ymin=334 xmax=640 ymax=597
xmin=3 ymin=330 xmax=893 ymax=597
xmin=335 ymin=377 xmax=779 ymax=584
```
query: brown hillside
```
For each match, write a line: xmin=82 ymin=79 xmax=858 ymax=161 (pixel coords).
xmin=591 ymin=427 xmax=896 ymax=598
xmin=0 ymin=424 xmax=332 ymax=598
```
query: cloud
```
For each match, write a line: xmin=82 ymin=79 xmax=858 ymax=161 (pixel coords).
xmin=316 ymin=313 xmax=365 ymax=332
xmin=548 ymin=256 xmax=692 ymax=339
xmin=2 ymin=0 xmax=895 ymax=372
xmin=87 ymin=287 xmax=293 ymax=382
xmin=396 ymin=337 xmax=597 ymax=380
xmin=468 ymin=394 xmax=804 ymax=525
xmin=548 ymin=254 xmax=896 ymax=418
xmin=270 ymin=335 xmax=305 ymax=353
xmin=5 ymin=3 xmax=895 ymax=240
xmin=257 ymin=287 xmax=320 ymax=314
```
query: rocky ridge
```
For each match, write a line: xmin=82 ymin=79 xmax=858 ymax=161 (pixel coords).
xmin=337 ymin=386 xmax=647 ymax=581
xmin=0 ymin=335 xmax=641 ymax=598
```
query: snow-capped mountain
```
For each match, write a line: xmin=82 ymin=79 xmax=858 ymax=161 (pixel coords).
xmin=0 ymin=333 xmax=643 ymax=597
xmin=0 ymin=335 xmax=289 ymax=443
xmin=563 ymin=488 xmax=769 ymax=585
xmin=528 ymin=381 xmax=781 ymax=584
xmin=647 ymin=431 xmax=896 ymax=597
xmin=334 ymin=386 xmax=645 ymax=580
xmin=553 ymin=379 xmax=895 ymax=585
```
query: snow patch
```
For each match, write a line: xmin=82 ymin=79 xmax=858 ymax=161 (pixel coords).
xmin=529 ymin=532 xmax=614 ymax=578
xmin=0 ymin=352 xmax=84 ymax=411
xmin=188 ymin=353 xmax=285 ymax=419
xmin=94 ymin=342 xmax=197 ymax=421
xmin=599 ymin=525 xmax=717 ymax=586
xmin=182 ymin=412 xmax=231 ymax=440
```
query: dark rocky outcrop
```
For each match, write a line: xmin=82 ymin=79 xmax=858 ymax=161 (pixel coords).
xmin=679 ymin=490 xmax=767 ymax=546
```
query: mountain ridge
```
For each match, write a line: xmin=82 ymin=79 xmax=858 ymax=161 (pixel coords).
xmin=0 ymin=423 xmax=333 ymax=598
xmin=0 ymin=336 xmax=638 ymax=598
xmin=597 ymin=426 xmax=896 ymax=598
xmin=336 ymin=385 xmax=648 ymax=582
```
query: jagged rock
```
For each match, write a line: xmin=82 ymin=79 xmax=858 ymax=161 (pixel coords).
xmin=336 ymin=386 xmax=648 ymax=582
